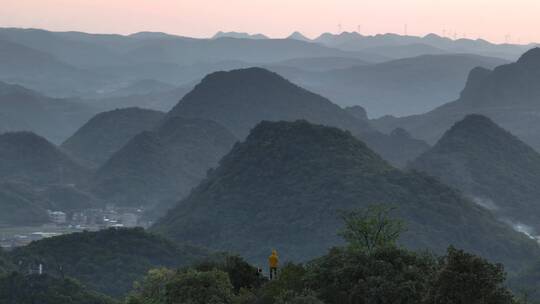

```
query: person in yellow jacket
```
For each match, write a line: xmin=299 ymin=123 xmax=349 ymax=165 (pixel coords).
xmin=268 ymin=249 xmax=279 ymax=280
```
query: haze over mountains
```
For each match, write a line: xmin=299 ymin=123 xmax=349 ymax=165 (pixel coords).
xmin=167 ymin=67 xmax=429 ymax=166
xmin=0 ymin=82 xmax=98 ymax=144
xmin=92 ymin=117 xmax=237 ymax=212
xmin=373 ymin=48 xmax=540 ymax=149
xmin=4 ymin=24 xmax=540 ymax=303
xmin=62 ymin=107 xmax=165 ymax=167
xmin=269 ymin=53 xmax=507 ymax=116
xmin=0 ymin=27 xmax=533 ymax=118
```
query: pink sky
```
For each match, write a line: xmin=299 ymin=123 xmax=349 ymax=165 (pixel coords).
xmin=1 ymin=0 xmax=539 ymax=44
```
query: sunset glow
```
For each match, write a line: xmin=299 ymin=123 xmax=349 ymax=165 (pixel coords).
xmin=1 ymin=0 xmax=539 ymax=44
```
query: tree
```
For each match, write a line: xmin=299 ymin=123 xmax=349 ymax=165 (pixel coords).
xmin=127 ymin=268 xmax=235 ymax=304
xmin=126 ymin=268 xmax=176 ymax=304
xmin=338 ymin=205 xmax=405 ymax=253
xmin=305 ymin=246 xmax=436 ymax=304
xmin=166 ymin=269 xmax=234 ymax=304
xmin=425 ymin=247 xmax=515 ymax=304
xmin=195 ymin=255 xmax=266 ymax=292
xmin=0 ymin=272 xmax=115 ymax=304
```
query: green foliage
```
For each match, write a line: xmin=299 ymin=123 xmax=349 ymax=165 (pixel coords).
xmin=255 ymin=263 xmax=310 ymax=304
xmin=127 ymin=269 xmax=235 ymax=304
xmin=0 ymin=249 xmax=15 ymax=274
xmin=274 ymin=290 xmax=323 ymax=304
xmin=166 ymin=269 xmax=234 ymax=304
xmin=0 ymin=272 xmax=116 ymax=304
xmin=338 ymin=205 xmax=404 ymax=253
xmin=126 ymin=268 xmax=176 ymax=304
xmin=9 ymin=228 xmax=209 ymax=297
xmin=425 ymin=246 xmax=514 ymax=304
xmin=194 ymin=255 xmax=266 ymax=292
xmin=305 ymin=246 xmax=436 ymax=304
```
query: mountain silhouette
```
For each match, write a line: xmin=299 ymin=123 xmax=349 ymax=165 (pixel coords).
xmin=167 ymin=67 xmax=428 ymax=166
xmin=372 ymin=48 xmax=540 ymax=150
xmin=0 ymin=82 xmax=99 ymax=144
xmin=92 ymin=117 xmax=237 ymax=211
xmin=271 ymin=54 xmax=507 ymax=116
xmin=62 ymin=107 xmax=165 ymax=167
xmin=0 ymin=131 xmax=89 ymax=186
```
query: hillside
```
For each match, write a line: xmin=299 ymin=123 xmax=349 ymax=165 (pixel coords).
xmin=0 ymin=273 xmax=115 ymax=304
xmin=372 ymin=48 xmax=540 ymax=150
xmin=152 ymin=120 xmax=539 ymax=272
xmin=9 ymin=228 xmax=209 ymax=297
xmin=410 ymin=115 xmax=540 ymax=231
xmin=92 ymin=117 xmax=237 ymax=211
xmin=167 ymin=67 xmax=428 ymax=166
xmin=0 ymin=249 xmax=14 ymax=274
xmin=62 ymin=107 xmax=165 ymax=167
xmin=0 ymin=132 xmax=90 ymax=186
xmin=0 ymin=82 xmax=99 ymax=144
xmin=271 ymin=54 xmax=508 ymax=116
xmin=0 ymin=182 xmax=50 ymax=226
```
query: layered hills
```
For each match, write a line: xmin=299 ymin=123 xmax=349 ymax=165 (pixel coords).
xmin=61 ymin=107 xmax=165 ymax=167
xmin=92 ymin=117 xmax=237 ymax=211
xmin=372 ymin=48 xmax=540 ymax=150
xmin=167 ymin=67 xmax=429 ymax=166
xmin=153 ymin=120 xmax=538 ymax=272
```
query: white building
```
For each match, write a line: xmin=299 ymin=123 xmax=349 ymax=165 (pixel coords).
xmin=48 ymin=211 xmax=67 ymax=224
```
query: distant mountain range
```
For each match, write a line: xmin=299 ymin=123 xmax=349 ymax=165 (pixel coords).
xmin=152 ymin=120 xmax=539 ymax=272
xmin=410 ymin=114 xmax=540 ymax=233
xmin=308 ymin=32 xmax=535 ymax=60
xmin=213 ymin=31 xmax=269 ymax=40
xmin=267 ymin=53 xmax=508 ymax=116
xmin=0 ymin=82 xmax=99 ymax=144
xmin=372 ymin=48 xmax=540 ymax=150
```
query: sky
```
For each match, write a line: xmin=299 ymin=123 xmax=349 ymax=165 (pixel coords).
xmin=1 ymin=0 xmax=539 ymax=44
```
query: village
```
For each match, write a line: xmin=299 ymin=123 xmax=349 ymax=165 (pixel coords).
xmin=0 ymin=205 xmax=150 ymax=250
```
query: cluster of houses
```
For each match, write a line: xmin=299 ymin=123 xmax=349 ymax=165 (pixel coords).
xmin=0 ymin=206 xmax=149 ymax=250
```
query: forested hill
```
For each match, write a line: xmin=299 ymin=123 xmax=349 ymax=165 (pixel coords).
xmin=0 ymin=131 xmax=90 ymax=186
xmin=9 ymin=228 xmax=210 ymax=297
xmin=0 ymin=273 xmax=115 ymax=304
xmin=153 ymin=120 xmax=539 ymax=272
xmin=410 ymin=114 xmax=540 ymax=231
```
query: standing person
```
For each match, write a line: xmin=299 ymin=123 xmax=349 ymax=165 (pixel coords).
xmin=268 ymin=249 xmax=279 ymax=280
